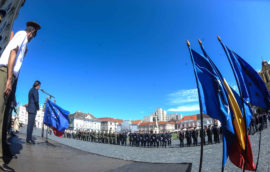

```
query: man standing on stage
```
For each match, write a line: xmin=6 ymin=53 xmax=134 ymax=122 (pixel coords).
xmin=0 ymin=21 xmax=41 ymax=172
xmin=26 ymin=80 xmax=41 ymax=144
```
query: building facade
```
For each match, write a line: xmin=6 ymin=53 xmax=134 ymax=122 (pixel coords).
xmin=258 ymin=60 xmax=270 ymax=91
xmin=17 ymin=104 xmax=44 ymax=128
xmin=175 ymin=114 xmax=216 ymax=130
xmin=69 ymin=111 xmax=100 ymax=131
xmin=144 ymin=108 xmax=167 ymax=122
xmin=121 ymin=120 xmax=142 ymax=132
xmin=98 ymin=117 xmax=123 ymax=133
xmin=166 ymin=113 xmax=182 ymax=121
xmin=138 ymin=121 xmax=175 ymax=133
xmin=130 ymin=120 xmax=142 ymax=132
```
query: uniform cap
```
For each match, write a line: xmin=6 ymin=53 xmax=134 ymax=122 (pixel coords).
xmin=26 ymin=21 xmax=41 ymax=30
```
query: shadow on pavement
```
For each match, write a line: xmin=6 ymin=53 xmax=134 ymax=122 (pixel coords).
xmin=3 ymin=135 xmax=23 ymax=164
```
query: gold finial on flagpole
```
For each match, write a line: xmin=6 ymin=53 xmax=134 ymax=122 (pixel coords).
xmin=187 ymin=40 xmax=190 ymax=47
xmin=217 ymin=36 xmax=221 ymax=42
xmin=198 ymin=39 xmax=202 ymax=45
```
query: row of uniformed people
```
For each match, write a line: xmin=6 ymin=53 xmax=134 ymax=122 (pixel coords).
xmin=178 ymin=114 xmax=270 ymax=148
xmin=178 ymin=125 xmax=222 ymax=147
xmin=129 ymin=132 xmax=172 ymax=148
xmin=64 ymin=130 xmax=128 ymax=145
xmin=249 ymin=113 xmax=269 ymax=134
xmin=63 ymin=130 xmax=173 ymax=148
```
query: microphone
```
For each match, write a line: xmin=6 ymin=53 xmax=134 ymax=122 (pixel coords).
xmin=40 ymin=89 xmax=55 ymax=99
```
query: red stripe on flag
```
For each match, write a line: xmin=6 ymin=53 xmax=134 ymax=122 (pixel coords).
xmin=52 ymin=128 xmax=64 ymax=137
xmin=229 ymin=133 xmax=256 ymax=171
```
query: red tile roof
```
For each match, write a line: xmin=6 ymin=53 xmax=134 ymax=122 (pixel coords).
xmin=98 ymin=117 xmax=123 ymax=124
xmin=176 ymin=114 xmax=210 ymax=123
xmin=139 ymin=121 xmax=175 ymax=126
xmin=131 ymin=120 xmax=142 ymax=125
xmin=139 ymin=122 xmax=153 ymax=126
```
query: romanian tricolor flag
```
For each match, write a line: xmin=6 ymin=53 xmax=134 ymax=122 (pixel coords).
xmin=223 ymin=80 xmax=255 ymax=171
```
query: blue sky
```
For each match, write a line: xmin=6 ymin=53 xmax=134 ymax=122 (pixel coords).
xmin=11 ymin=0 xmax=270 ymax=120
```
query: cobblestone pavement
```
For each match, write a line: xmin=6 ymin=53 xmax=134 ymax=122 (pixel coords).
xmin=20 ymin=126 xmax=270 ymax=172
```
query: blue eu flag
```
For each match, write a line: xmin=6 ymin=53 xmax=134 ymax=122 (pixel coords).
xmin=226 ymin=47 xmax=270 ymax=109
xmin=43 ymin=99 xmax=70 ymax=132
xmin=190 ymin=49 xmax=235 ymax=165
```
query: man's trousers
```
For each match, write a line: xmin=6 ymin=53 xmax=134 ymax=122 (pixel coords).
xmin=26 ymin=113 xmax=36 ymax=141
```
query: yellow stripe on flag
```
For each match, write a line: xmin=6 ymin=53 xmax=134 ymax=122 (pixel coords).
xmin=223 ymin=79 xmax=246 ymax=150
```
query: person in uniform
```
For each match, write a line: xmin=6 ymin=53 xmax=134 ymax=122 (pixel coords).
xmin=136 ymin=133 xmax=141 ymax=147
xmin=117 ymin=132 xmax=120 ymax=145
xmin=123 ymin=132 xmax=127 ymax=146
xmin=163 ymin=132 xmax=168 ymax=148
xmin=255 ymin=115 xmax=259 ymax=132
xmin=195 ymin=128 xmax=199 ymax=146
xmin=207 ymin=126 xmax=213 ymax=144
xmin=167 ymin=132 xmax=172 ymax=146
xmin=0 ymin=21 xmax=41 ymax=172
xmin=179 ymin=130 xmax=184 ymax=147
xmin=213 ymin=125 xmax=218 ymax=143
xmin=191 ymin=129 xmax=195 ymax=146
xmin=133 ymin=132 xmax=137 ymax=146
xmin=129 ymin=132 xmax=133 ymax=146
xmin=200 ymin=127 xmax=206 ymax=145
xmin=249 ymin=117 xmax=255 ymax=135
xmin=142 ymin=132 xmax=146 ymax=147
xmin=218 ymin=127 xmax=222 ymax=143
xmin=156 ymin=133 xmax=160 ymax=148
xmin=151 ymin=133 xmax=156 ymax=147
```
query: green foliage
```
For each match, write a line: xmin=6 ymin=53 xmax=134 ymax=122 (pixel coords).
xmin=171 ymin=133 xmax=178 ymax=140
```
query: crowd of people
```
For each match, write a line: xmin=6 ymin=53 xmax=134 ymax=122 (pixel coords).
xmin=62 ymin=127 xmax=222 ymax=148
xmin=248 ymin=113 xmax=269 ymax=134
xmin=178 ymin=125 xmax=222 ymax=147
xmin=61 ymin=113 xmax=270 ymax=149
xmin=63 ymin=130 xmax=173 ymax=148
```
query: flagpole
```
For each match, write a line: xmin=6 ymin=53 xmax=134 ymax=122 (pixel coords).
xmin=197 ymin=39 xmax=225 ymax=172
xmin=255 ymin=129 xmax=262 ymax=172
xmin=187 ymin=40 xmax=204 ymax=172
xmin=41 ymin=96 xmax=49 ymax=138
xmin=40 ymin=88 xmax=56 ymax=142
xmin=217 ymin=36 xmax=248 ymax=172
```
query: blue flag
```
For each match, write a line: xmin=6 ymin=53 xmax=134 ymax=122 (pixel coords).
xmin=226 ymin=47 xmax=270 ymax=109
xmin=43 ymin=99 xmax=70 ymax=132
xmin=200 ymin=44 xmax=253 ymax=128
xmin=190 ymin=49 xmax=235 ymax=165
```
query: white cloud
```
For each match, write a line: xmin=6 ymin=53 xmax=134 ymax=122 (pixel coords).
xmin=167 ymin=104 xmax=200 ymax=112
xmin=168 ymin=89 xmax=198 ymax=105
